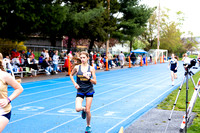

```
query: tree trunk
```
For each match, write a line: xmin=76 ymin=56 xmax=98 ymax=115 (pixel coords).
xmin=50 ymin=36 xmax=56 ymax=47
xmin=67 ymin=36 xmax=72 ymax=54
xmin=130 ymin=40 xmax=133 ymax=52
xmin=88 ymin=38 xmax=95 ymax=53
xmin=150 ymin=40 xmax=154 ymax=47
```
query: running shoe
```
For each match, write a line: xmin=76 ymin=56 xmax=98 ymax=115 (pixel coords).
xmin=82 ymin=107 xmax=86 ymax=119
xmin=85 ymin=126 xmax=91 ymax=133
xmin=172 ymin=81 xmax=174 ymax=86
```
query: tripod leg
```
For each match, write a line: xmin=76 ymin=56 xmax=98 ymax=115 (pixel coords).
xmin=185 ymin=73 xmax=189 ymax=133
xmin=164 ymin=76 xmax=186 ymax=133
xmin=198 ymin=92 xmax=200 ymax=98
xmin=190 ymin=76 xmax=196 ymax=87
xmin=180 ymin=83 xmax=200 ymax=132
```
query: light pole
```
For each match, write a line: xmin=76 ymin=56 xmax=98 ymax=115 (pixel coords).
xmin=157 ymin=0 xmax=160 ymax=61
xmin=106 ymin=0 xmax=110 ymax=58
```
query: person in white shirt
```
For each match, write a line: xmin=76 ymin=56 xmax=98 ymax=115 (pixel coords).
xmin=45 ymin=50 xmax=49 ymax=60
xmin=41 ymin=49 xmax=46 ymax=58
xmin=119 ymin=51 xmax=125 ymax=68
xmin=53 ymin=50 xmax=59 ymax=74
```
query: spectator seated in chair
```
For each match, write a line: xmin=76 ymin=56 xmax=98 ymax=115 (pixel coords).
xmin=27 ymin=55 xmax=38 ymax=71
xmin=41 ymin=58 xmax=52 ymax=75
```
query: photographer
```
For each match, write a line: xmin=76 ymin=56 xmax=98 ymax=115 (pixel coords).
xmin=168 ymin=54 xmax=179 ymax=86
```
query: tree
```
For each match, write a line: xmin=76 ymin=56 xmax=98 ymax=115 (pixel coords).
xmin=0 ymin=39 xmax=26 ymax=56
xmin=159 ymin=22 xmax=183 ymax=53
xmin=61 ymin=0 xmax=106 ymax=53
xmin=0 ymin=0 xmax=69 ymax=47
xmin=182 ymin=32 xmax=198 ymax=54
xmin=142 ymin=8 xmax=188 ymax=55
xmin=141 ymin=11 xmax=157 ymax=50
xmin=113 ymin=0 xmax=154 ymax=52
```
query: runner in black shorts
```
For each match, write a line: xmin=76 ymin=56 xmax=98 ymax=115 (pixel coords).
xmin=70 ymin=51 xmax=96 ymax=133
xmin=168 ymin=54 xmax=179 ymax=86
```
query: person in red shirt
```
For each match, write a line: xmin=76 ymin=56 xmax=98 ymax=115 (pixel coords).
xmin=31 ymin=51 xmax=35 ymax=59
xmin=93 ymin=52 xmax=97 ymax=61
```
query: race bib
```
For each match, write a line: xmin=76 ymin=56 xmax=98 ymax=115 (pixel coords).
xmin=86 ymin=72 xmax=91 ymax=77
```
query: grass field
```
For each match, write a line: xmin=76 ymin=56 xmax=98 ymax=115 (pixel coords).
xmin=157 ymin=71 xmax=200 ymax=132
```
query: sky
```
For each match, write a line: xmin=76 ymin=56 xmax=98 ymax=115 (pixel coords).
xmin=140 ymin=0 xmax=200 ymax=37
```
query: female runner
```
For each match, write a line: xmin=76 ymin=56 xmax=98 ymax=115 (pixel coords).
xmin=70 ymin=51 xmax=96 ymax=133
xmin=168 ymin=54 xmax=179 ymax=86
xmin=0 ymin=53 xmax=23 ymax=132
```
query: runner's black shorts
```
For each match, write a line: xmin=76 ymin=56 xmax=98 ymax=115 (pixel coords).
xmin=2 ymin=111 xmax=11 ymax=120
xmin=76 ymin=92 xmax=94 ymax=99
xmin=171 ymin=69 xmax=177 ymax=73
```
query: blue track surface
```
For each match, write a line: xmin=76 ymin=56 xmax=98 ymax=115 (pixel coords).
xmin=3 ymin=62 xmax=200 ymax=133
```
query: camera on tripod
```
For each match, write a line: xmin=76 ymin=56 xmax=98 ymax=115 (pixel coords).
xmin=183 ymin=58 xmax=197 ymax=69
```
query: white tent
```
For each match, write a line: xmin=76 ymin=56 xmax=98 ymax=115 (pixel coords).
xmin=148 ymin=49 xmax=168 ymax=62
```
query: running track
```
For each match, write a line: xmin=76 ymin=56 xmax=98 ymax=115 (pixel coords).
xmin=3 ymin=62 xmax=200 ymax=133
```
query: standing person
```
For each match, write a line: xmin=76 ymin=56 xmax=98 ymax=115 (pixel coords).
xmin=70 ymin=51 xmax=96 ymax=133
xmin=52 ymin=50 xmax=59 ymax=74
xmin=0 ymin=53 xmax=23 ymax=132
xmin=107 ymin=52 xmax=113 ymax=68
xmin=150 ymin=54 xmax=153 ymax=64
xmin=119 ymin=51 xmax=125 ymax=68
xmin=130 ymin=52 xmax=136 ymax=66
xmin=143 ymin=54 xmax=146 ymax=65
xmin=168 ymin=54 xmax=179 ymax=86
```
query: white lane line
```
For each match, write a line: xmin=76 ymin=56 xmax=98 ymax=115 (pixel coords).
xmin=105 ymin=81 xmax=182 ymax=133
xmin=18 ymin=86 xmax=73 ymax=97
xmin=8 ymin=81 xmax=70 ymax=92
xmin=12 ymin=112 xmax=124 ymax=119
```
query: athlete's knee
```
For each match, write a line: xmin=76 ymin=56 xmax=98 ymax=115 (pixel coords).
xmin=76 ymin=107 xmax=82 ymax=112
xmin=85 ymin=108 xmax=91 ymax=114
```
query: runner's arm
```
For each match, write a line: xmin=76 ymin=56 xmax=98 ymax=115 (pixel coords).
xmin=90 ymin=67 xmax=97 ymax=85
xmin=0 ymin=73 xmax=23 ymax=107
xmin=70 ymin=66 xmax=78 ymax=86
xmin=176 ymin=60 xmax=179 ymax=70
xmin=168 ymin=60 xmax=171 ymax=69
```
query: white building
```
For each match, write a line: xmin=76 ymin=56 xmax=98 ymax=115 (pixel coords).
xmin=110 ymin=43 xmax=130 ymax=55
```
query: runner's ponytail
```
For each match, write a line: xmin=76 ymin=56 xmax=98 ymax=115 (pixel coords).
xmin=0 ymin=53 xmax=5 ymax=71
